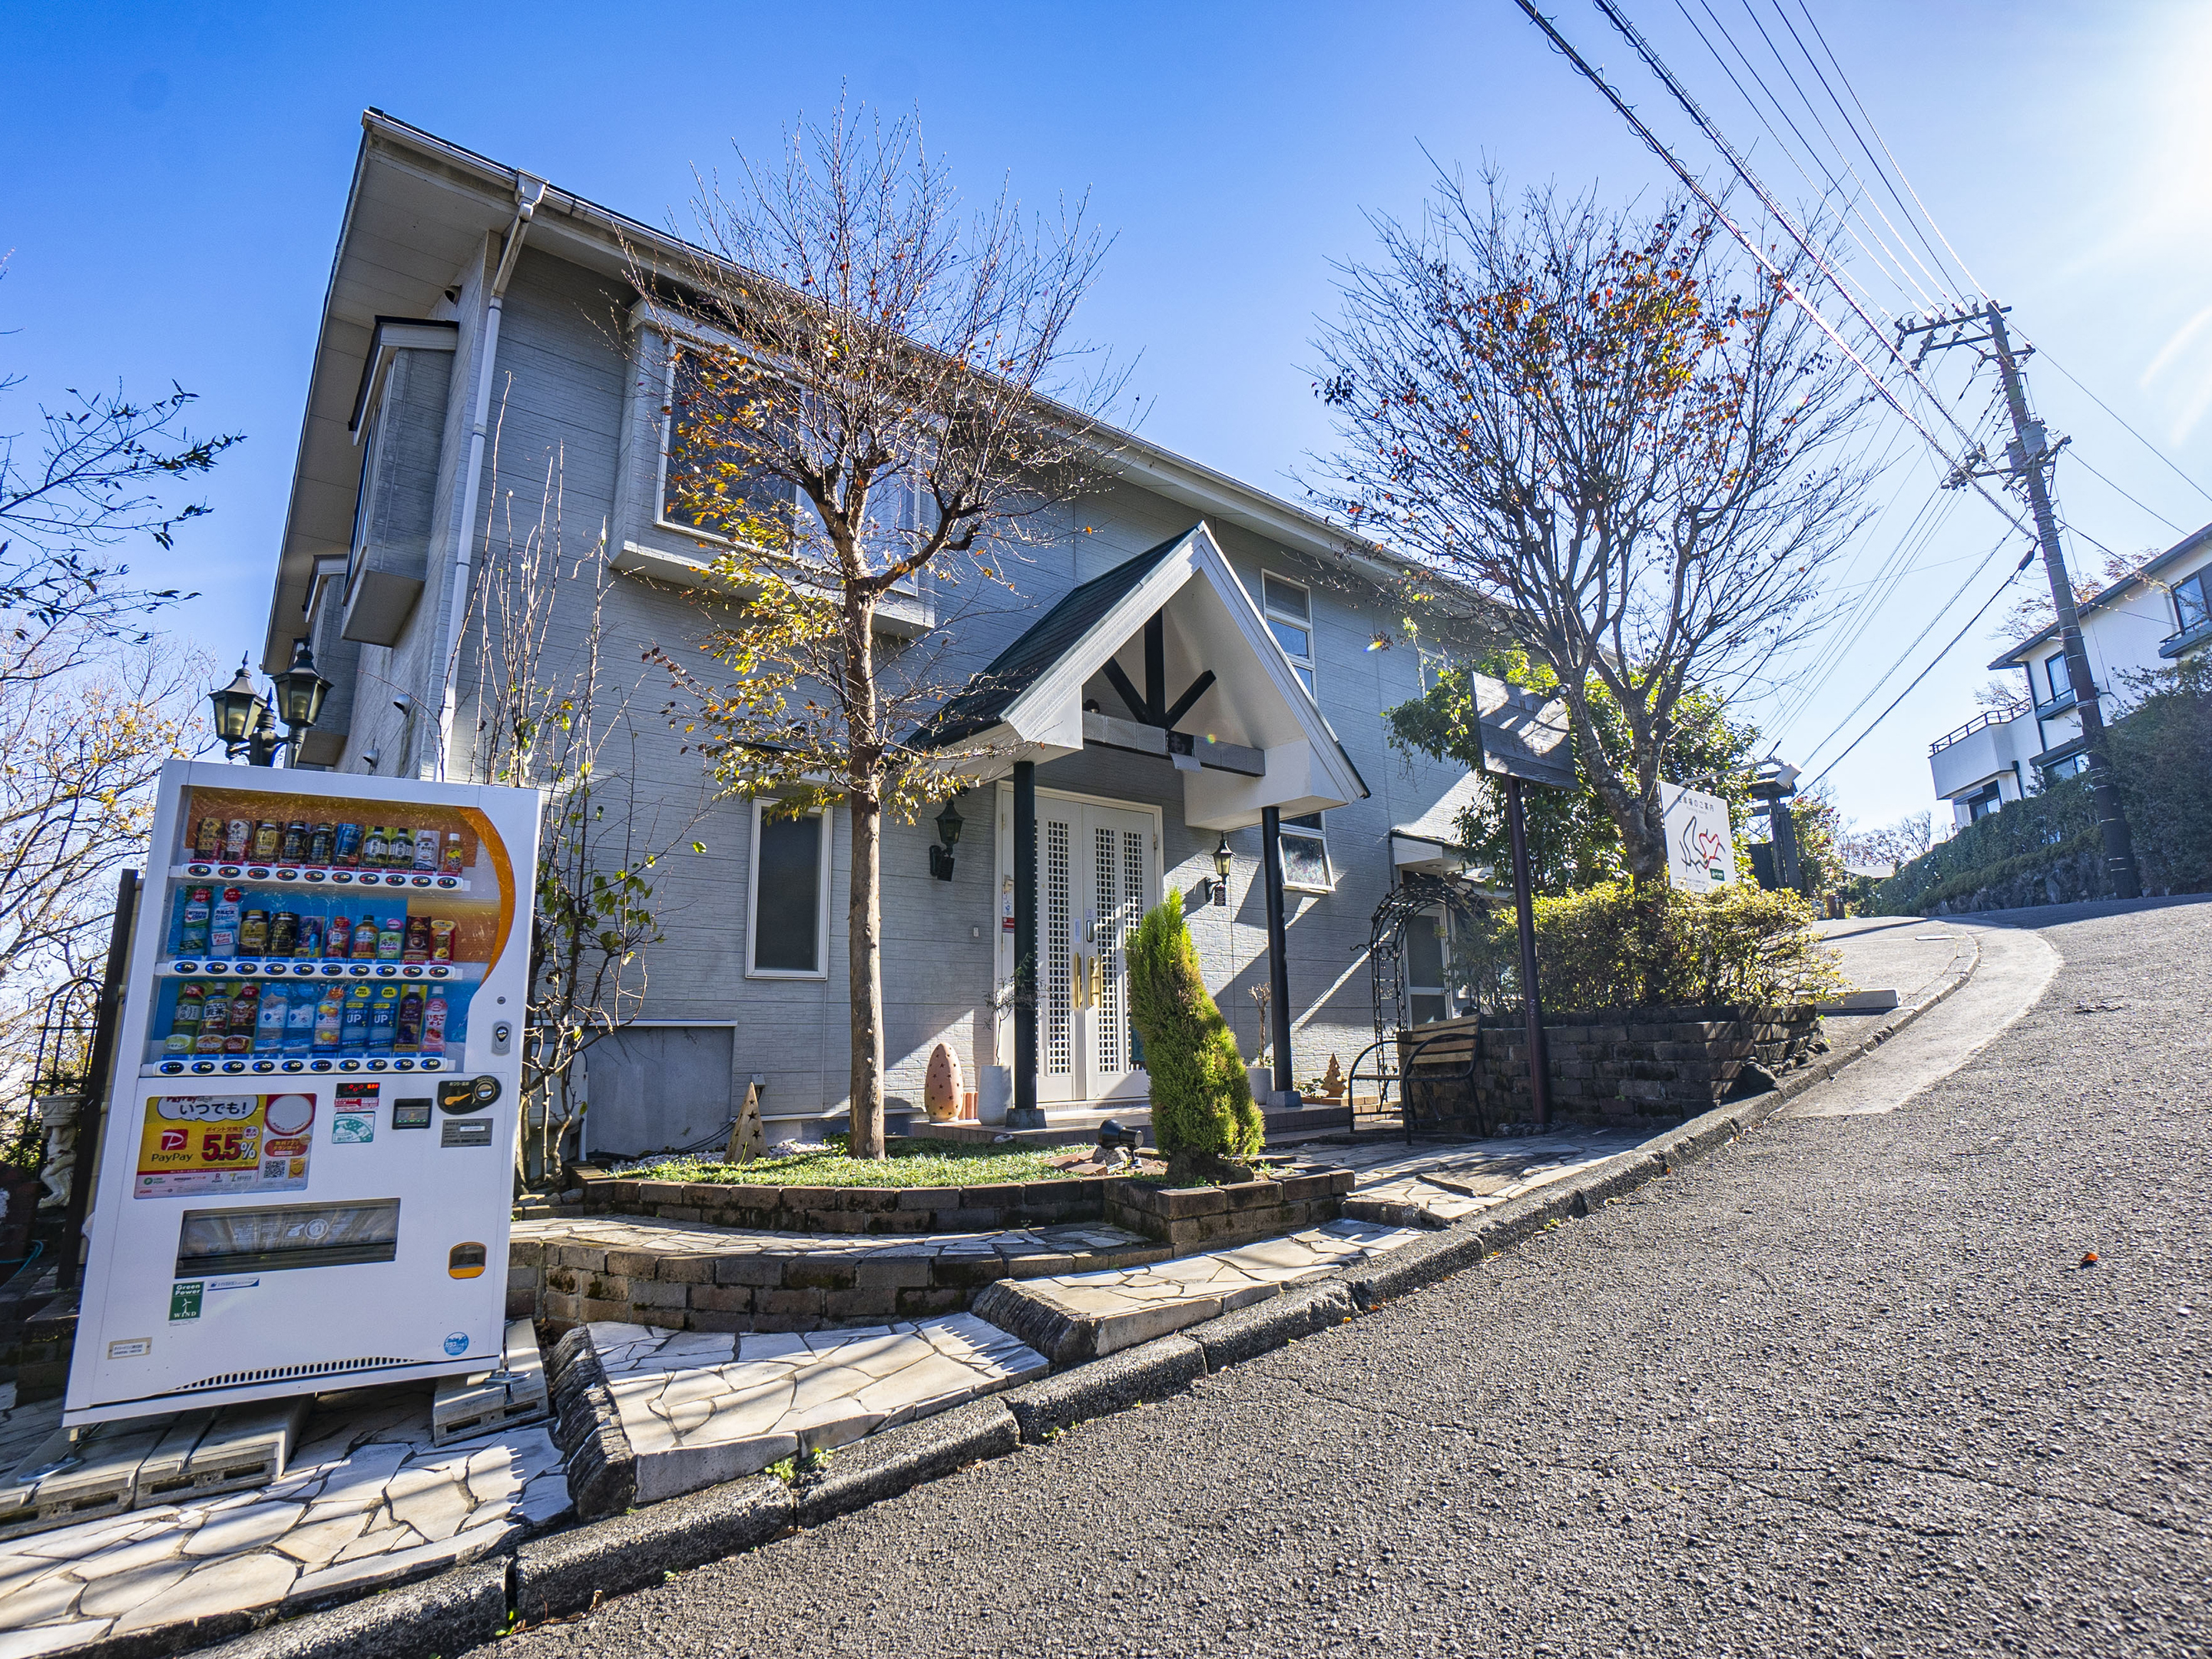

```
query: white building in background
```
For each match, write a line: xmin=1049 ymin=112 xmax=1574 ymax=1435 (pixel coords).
xmin=1928 ymin=521 xmax=2212 ymax=827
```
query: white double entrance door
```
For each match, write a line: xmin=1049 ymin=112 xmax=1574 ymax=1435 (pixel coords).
xmin=1031 ymin=796 xmax=1157 ymax=1107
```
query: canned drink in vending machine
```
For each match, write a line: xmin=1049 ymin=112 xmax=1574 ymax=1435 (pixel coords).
xmin=333 ymin=822 xmax=363 ymax=867
xmin=224 ymin=820 xmax=252 ymax=860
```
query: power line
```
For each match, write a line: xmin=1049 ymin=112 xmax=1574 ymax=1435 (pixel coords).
xmin=1786 ymin=0 xmax=1985 ymax=296
xmin=2065 ymin=449 xmax=2186 ymax=536
xmin=1802 ymin=541 xmax=2039 ymax=790
xmin=2036 ymin=346 xmax=2212 ymax=509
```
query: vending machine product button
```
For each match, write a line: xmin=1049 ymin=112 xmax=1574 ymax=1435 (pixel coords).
xmin=435 ymin=876 xmax=457 ymax=889
xmin=348 ymin=965 xmax=369 ymax=977
xmin=395 ymin=1058 xmax=416 ymax=1071
xmin=237 ymin=962 xmax=259 ymax=975
xmin=401 ymin=965 xmax=422 ymax=978
xmin=187 ymin=863 xmax=211 ymax=876
xmin=252 ymin=1061 xmax=275 ymax=1074
xmin=376 ymin=965 xmax=396 ymax=979
xmin=247 ymin=866 xmax=270 ymax=880
xmin=221 ymin=1061 xmax=245 ymax=1074
xmin=305 ymin=870 xmax=326 ymax=883
xmin=322 ymin=963 xmax=343 ymax=975
xmin=366 ymin=1059 xmax=389 ymax=1071
xmin=217 ymin=865 xmax=241 ymax=878
xmin=293 ymin=963 xmax=316 ymax=976
xmin=423 ymin=1058 xmax=443 ymax=1071
xmin=175 ymin=961 xmax=200 ymax=974
xmin=206 ymin=962 xmax=230 ymax=975
xmin=310 ymin=1060 xmax=333 ymax=1072
xmin=428 ymin=966 xmax=449 ymax=979
xmin=276 ymin=867 xmax=298 ymax=880
xmin=333 ymin=872 xmax=355 ymax=885
xmin=283 ymin=1061 xmax=304 ymax=1072
xmin=191 ymin=1061 xmax=216 ymax=1075
xmin=160 ymin=1061 xmax=184 ymax=1075
xmin=410 ymin=875 xmax=431 ymax=888
xmin=338 ymin=1060 xmax=360 ymax=1072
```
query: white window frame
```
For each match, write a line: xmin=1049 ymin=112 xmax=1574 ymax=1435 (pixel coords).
xmin=1260 ymin=571 xmax=1316 ymax=697
xmin=745 ymin=798 xmax=832 ymax=980
xmin=1277 ymin=810 xmax=1333 ymax=895
xmin=2174 ymin=565 xmax=2211 ymax=631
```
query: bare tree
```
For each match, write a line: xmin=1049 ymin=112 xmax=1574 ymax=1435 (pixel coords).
xmin=636 ymin=102 xmax=1122 ymax=1157
xmin=461 ymin=430 xmax=707 ymax=1187
xmin=1841 ymin=809 xmax=1933 ymax=876
xmin=1313 ymin=174 xmax=1873 ymax=882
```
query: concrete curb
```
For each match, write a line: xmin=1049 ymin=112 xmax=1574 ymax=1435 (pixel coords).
xmin=155 ymin=936 xmax=1988 ymax=1659
xmin=194 ymin=1562 xmax=509 ymax=1659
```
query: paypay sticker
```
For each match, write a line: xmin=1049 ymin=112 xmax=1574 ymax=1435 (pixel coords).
xmin=135 ymin=1093 xmax=314 ymax=1199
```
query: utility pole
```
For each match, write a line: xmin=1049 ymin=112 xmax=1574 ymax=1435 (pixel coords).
xmin=1897 ymin=302 xmax=2141 ymax=900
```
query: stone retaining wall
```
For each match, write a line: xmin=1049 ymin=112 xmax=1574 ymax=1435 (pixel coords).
xmin=1401 ymin=1005 xmax=1823 ymax=1132
xmin=1104 ymin=1171 xmax=1354 ymax=1253
xmin=571 ymin=1168 xmax=1114 ymax=1234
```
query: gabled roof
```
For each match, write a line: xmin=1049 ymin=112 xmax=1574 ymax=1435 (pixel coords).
xmin=913 ymin=523 xmax=1369 ymax=829
xmin=1988 ymin=519 xmax=2212 ymax=670
xmin=919 ymin=533 xmax=1185 ymax=748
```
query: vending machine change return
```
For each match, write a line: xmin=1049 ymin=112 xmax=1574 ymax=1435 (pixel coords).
xmin=65 ymin=761 xmax=541 ymax=1425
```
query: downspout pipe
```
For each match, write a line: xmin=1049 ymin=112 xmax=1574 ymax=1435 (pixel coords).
xmin=434 ymin=174 xmax=546 ymax=778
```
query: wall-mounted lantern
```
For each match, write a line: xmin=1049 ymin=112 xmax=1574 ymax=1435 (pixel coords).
xmin=1210 ymin=833 xmax=1233 ymax=906
xmin=929 ymin=796 xmax=965 ymax=881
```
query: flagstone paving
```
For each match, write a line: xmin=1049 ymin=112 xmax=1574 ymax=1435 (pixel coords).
xmin=972 ymin=1217 xmax=1427 ymax=1364
xmin=1320 ymin=1128 xmax=1650 ymax=1224
xmin=583 ymin=1313 xmax=1047 ymax=1504
xmin=0 ymin=1382 xmax=567 ymax=1656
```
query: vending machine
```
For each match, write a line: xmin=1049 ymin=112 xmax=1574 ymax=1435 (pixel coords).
xmin=64 ymin=760 xmax=541 ymax=1426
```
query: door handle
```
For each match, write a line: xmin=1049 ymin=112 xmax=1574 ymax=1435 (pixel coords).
xmin=1089 ymin=953 xmax=1104 ymax=1005
xmin=1071 ymin=953 xmax=1089 ymax=1009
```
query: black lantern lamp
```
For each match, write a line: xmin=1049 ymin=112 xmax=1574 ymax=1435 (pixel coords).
xmin=207 ymin=640 xmax=329 ymax=767
xmin=1210 ymin=833 xmax=1233 ymax=906
xmin=929 ymin=796 xmax=964 ymax=881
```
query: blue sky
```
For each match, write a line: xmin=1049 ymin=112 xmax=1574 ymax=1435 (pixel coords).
xmin=4 ymin=0 xmax=2207 ymax=834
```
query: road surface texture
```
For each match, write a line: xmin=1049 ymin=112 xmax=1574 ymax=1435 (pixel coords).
xmin=485 ymin=898 xmax=2210 ymax=1659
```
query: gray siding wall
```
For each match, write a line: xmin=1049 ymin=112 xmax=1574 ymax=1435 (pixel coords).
xmin=310 ymin=241 xmax=1482 ymax=1134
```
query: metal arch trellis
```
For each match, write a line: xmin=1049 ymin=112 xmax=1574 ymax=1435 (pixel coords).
xmin=29 ymin=975 xmax=101 ymax=1101
xmin=1343 ymin=873 xmax=1496 ymax=1137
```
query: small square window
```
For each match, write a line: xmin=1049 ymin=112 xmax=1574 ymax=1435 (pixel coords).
xmin=1261 ymin=572 xmax=1316 ymax=697
xmin=748 ymin=800 xmax=830 ymax=978
xmin=2045 ymin=655 xmax=2068 ymax=703
xmin=1278 ymin=811 xmax=1331 ymax=891
xmin=661 ymin=353 xmax=797 ymax=545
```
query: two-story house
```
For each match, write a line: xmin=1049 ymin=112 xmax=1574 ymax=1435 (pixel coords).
xmin=260 ymin=112 xmax=1493 ymax=1153
xmin=1926 ymin=519 xmax=2212 ymax=827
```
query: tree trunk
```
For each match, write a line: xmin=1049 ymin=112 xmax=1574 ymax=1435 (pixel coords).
xmin=846 ymin=788 xmax=887 ymax=1157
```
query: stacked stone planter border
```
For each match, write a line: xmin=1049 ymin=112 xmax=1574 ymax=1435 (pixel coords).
xmin=1399 ymin=1004 xmax=1823 ymax=1131
xmin=1105 ymin=1171 xmax=1356 ymax=1253
xmin=569 ymin=1168 xmax=1113 ymax=1233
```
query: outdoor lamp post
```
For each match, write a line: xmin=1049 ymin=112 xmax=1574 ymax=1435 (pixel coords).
xmin=1210 ymin=834 xmax=1233 ymax=906
xmin=207 ymin=640 xmax=331 ymax=767
xmin=929 ymin=796 xmax=963 ymax=881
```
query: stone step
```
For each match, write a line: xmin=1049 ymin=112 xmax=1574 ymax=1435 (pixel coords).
xmin=908 ymin=1099 xmax=1353 ymax=1148
xmin=551 ymin=1314 xmax=1045 ymax=1512
xmin=514 ymin=1214 xmax=1171 ymax=1336
xmin=1331 ymin=1132 xmax=1644 ymax=1227
xmin=972 ymin=1219 xmax=1426 ymax=1368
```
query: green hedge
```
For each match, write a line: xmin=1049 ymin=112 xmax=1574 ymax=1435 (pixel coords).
xmin=1455 ymin=881 xmax=1846 ymax=1012
xmin=1876 ymin=661 xmax=2212 ymax=914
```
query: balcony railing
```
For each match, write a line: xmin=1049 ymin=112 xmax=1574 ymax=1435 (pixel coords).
xmin=2158 ymin=616 xmax=2212 ymax=660
xmin=1929 ymin=707 xmax=2022 ymax=757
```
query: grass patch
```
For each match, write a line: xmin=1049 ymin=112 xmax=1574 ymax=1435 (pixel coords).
xmin=611 ymin=1134 xmax=1079 ymax=1189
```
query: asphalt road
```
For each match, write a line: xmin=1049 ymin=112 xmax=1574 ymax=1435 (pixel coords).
xmin=485 ymin=897 xmax=2212 ymax=1659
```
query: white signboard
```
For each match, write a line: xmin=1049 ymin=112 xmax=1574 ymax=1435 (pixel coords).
xmin=1661 ymin=782 xmax=1737 ymax=892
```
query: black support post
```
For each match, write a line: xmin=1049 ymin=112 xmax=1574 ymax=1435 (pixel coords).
xmin=1009 ymin=761 xmax=1043 ymax=1130
xmin=1505 ymin=779 xmax=1551 ymax=1132
xmin=1260 ymin=806 xmax=1295 ymax=1104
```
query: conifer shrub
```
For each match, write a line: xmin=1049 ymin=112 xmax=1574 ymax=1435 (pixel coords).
xmin=1128 ymin=889 xmax=1264 ymax=1174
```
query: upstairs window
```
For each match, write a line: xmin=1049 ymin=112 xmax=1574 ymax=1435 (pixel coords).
xmin=2175 ymin=566 xmax=2210 ymax=632
xmin=661 ymin=354 xmax=798 ymax=545
xmin=1278 ymin=811 xmax=1332 ymax=892
xmin=1261 ymin=572 xmax=1316 ymax=696
xmin=2044 ymin=654 xmax=2069 ymax=704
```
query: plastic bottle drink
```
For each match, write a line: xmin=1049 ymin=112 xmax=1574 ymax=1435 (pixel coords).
xmin=324 ymin=915 xmax=352 ymax=959
xmin=226 ymin=985 xmax=260 ymax=1055
xmin=333 ymin=823 xmax=363 ymax=868
xmin=352 ymin=917 xmax=380 ymax=960
xmin=362 ymin=826 xmax=387 ymax=868
xmin=196 ymin=990 xmax=231 ymax=1055
xmin=376 ymin=916 xmax=405 ymax=962
xmin=286 ymin=992 xmax=316 ymax=1056
xmin=413 ymin=829 xmax=440 ymax=870
xmin=442 ymin=833 xmax=465 ymax=875
xmin=294 ymin=916 xmax=322 ymax=959
xmin=164 ymin=984 xmax=206 ymax=1055
xmin=257 ymin=988 xmax=289 ymax=1051
xmin=210 ymin=888 xmax=243 ymax=957
xmin=396 ymin=986 xmax=424 ymax=1050
xmin=313 ymin=988 xmax=346 ymax=1053
xmin=386 ymin=826 xmax=414 ymax=870
xmin=367 ymin=985 xmax=399 ymax=1051
xmin=308 ymin=823 xmax=334 ymax=866
xmin=422 ymin=992 xmax=448 ymax=1057
xmin=339 ymin=986 xmax=372 ymax=1051
xmin=178 ymin=886 xmax=213 ymax=955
